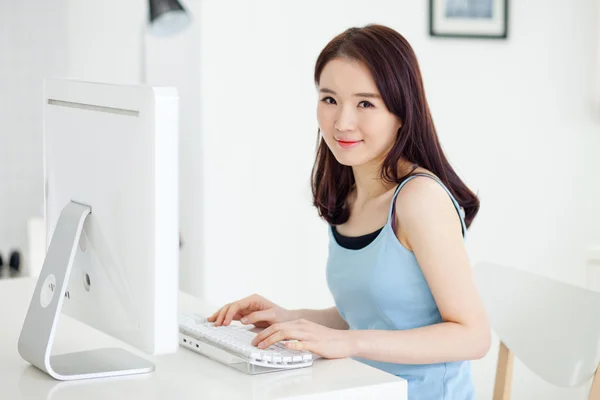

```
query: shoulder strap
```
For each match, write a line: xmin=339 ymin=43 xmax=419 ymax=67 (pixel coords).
xmin=388 ymin=173 xmax=467 ymax=237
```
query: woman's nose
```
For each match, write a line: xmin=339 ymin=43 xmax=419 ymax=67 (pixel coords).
xmin=334 ymin=107 xmax=357 ymax=132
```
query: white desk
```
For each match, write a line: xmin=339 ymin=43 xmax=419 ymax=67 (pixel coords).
xmin=0 ymin=277 xmax=407 ymax=399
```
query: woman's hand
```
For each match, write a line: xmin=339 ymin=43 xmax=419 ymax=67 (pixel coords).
xmin=207 ymin=293 xmax=295 ymax=328
xmin=251 ymin=319 xmax=356 ymax=359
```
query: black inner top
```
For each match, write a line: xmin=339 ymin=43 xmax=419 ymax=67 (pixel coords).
xmin=332 ymin=226 xmax=384 ymax=250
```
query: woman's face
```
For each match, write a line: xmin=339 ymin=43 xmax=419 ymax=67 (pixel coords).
xmin=316 ymin=57 xmax=402 ymax=167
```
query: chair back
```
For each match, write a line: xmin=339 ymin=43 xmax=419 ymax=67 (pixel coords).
xmin=474 ymin=262 xmax=600 ymax=387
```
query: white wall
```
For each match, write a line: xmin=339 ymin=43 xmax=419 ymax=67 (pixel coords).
xmin=0 ymin=0 xmax=69 ymax=272
xmin=66 ymin=0 xmax=145 ymax=85
xmin=3 ymin=0 xmax=600 ymax=398
xmin=192 ymin=0 xmax=600 ymax=299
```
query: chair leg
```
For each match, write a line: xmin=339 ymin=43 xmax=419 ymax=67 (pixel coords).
xmin=589 ymin=364 xmax=600 ymax=400
xmin=493 ymin=341 xmax=514 ymax=400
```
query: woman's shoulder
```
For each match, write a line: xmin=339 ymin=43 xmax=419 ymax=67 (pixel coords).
xmin=396 ymin=168 xmax=446 ymax=201
xmin=394 ymin=168 xmax=461 ymax=239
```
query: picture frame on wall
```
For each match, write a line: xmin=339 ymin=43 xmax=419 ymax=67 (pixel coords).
xmin=429 ymin=0 xmax=509 ymax=39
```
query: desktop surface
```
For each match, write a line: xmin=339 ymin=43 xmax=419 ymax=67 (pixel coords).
xmin=0 ymin=277 xmax=407 ymax=400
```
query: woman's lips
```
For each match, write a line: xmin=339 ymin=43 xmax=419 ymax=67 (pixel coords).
xmin=336 ymin=139 xmax=362 ymax=149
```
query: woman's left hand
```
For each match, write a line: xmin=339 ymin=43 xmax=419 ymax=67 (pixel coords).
xmin=251 ymin=319 xmax=356 ymax=359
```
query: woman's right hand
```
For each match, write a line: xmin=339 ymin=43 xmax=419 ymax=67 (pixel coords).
xmin=207 ymin=294 xmax=296 ymax=328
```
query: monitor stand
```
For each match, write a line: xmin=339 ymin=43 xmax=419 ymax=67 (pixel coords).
xmin=17 ymin=201 xmax=155 ymax=380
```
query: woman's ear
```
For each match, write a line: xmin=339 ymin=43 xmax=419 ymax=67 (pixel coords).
xmin=396 ymin=118 xmax=403 ymax=134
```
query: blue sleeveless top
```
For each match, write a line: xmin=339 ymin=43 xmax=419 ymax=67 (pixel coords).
xmin=326 ymin=174 xmax=474 ymax=400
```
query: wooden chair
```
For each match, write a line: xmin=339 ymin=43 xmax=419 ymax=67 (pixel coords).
xmin=474 ymin=262 xmax=600 ymax=399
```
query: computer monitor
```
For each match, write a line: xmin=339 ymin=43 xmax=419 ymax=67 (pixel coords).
xmin=18 ymin=78 xmax=180 ymax=381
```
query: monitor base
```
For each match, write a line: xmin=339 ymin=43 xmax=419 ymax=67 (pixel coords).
xmin=17 ymin=201 xmax=155 ymax=381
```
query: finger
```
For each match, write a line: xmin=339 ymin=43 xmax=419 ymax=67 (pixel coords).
xmin=257 ymin=329 xmax=289 ymax=349
xmin=209 ymin=296 xmax=252 ymax=323
xmin=285 ymin=341 xmax=310 ymax=352
xmin=241 ymin=309 xmax=275 ymax=325
xmin=252 ymin=321 xmax=302 ymax=346
xmin=223 ymin=303 xmax=242 ymax=326
xmin=223 ymin=295 xmax=257 ymax=324
xmin=207 ymin=308 xmax=223 ymax=322
xmin=251 ymin=323 xmax=279 ymax=346
xmin=215 ymin=304 xmax=231 ymax=326
xmin=257 ymin=329 xmax=309 ymax=349
xmin=207 ymin=305 xmax=226 ymax=322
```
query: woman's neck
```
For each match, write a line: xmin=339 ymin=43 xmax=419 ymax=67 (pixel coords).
xmin=352 ymin=158 xmax=414 ymax=203
xmin=352 ymin=163 xmax=390 ymax=201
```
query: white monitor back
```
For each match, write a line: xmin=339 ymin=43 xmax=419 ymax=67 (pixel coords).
xmin=43 ymin=78 xmax=179 ymax=355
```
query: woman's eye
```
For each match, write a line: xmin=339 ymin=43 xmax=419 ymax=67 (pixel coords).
xmin=359 ymin=101 xmax=374 ymax=108
xmin=321 ymin=96 xmax=336 ymax=105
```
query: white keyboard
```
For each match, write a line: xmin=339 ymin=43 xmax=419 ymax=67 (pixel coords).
xmin=178 ymin=313 xmax=313 ymax=372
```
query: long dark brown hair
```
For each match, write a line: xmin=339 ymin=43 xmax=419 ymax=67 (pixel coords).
xmin=311 ymin=24 xmax=480 ymax=228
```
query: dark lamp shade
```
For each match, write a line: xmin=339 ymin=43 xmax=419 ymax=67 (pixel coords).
xmin=148 ymin=0 xmax=190 ymax=36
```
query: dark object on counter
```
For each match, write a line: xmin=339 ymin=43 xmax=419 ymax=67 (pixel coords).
xmin=9 ymin=250 xmax=20 ymax=276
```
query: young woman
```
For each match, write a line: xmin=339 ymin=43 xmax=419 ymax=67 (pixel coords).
xmin=209 ymin=24 xmax=490 ymax=399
